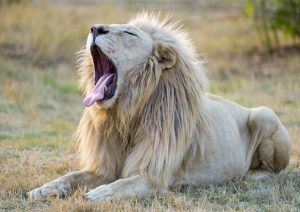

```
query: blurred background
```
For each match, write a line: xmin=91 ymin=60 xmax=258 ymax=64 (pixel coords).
xmin=0 ymin=0 xmax=299 ymax=210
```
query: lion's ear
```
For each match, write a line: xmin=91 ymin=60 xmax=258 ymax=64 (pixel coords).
xmin=155 ymin=43 xmax=177 ymax=70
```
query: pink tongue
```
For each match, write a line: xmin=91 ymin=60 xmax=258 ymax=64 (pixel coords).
xmin=83 ymin=73 xmax=114 ymax=107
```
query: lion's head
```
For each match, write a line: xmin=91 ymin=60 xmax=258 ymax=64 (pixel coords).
xmin=78 ymin=13 xmax=207 ymax=111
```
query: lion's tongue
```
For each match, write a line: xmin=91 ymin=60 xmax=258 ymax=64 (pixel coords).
xmin=83 ymin=73 xmax=114 ymax=107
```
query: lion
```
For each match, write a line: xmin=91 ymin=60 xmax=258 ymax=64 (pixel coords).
xmin=28 ymin=14 xmax=291 ymax=202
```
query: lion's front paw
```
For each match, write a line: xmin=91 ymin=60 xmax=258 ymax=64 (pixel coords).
xmin=86 ymin=184 xmax=113 ymax=203
xmin=27 ymin=181 xmax=70 ymax=200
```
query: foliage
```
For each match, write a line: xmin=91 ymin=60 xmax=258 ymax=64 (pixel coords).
xmin=271 ymin=0 xmax=300 ymax=38
xmin=243 ymin=0 xmax=300 ymax=53
xmin=0 ymin=0 xmax=25 ymax=4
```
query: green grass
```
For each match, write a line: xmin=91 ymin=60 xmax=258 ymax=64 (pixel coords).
xmin=0 ymin=2 xmax=299 ymax=211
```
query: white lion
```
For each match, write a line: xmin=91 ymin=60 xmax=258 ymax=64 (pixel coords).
xmin=28 ymin=14 xmax=291 ymax=202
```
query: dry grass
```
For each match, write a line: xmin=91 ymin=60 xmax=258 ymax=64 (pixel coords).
xmin=0 ymin=2 xmax=299 ymax=211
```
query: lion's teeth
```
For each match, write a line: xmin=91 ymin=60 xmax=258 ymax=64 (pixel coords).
xmin=104 ymin=85 xmax=108 ymax=93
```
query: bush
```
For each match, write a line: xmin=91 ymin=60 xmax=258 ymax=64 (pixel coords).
xmin=271 ymin=0 xmax=300 ymax=38
xmin=243 ymin=0 xmax=300 ymax=53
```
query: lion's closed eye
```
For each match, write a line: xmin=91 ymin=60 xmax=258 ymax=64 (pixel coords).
xmin=124 ymin=31 xmax=138 ymax=37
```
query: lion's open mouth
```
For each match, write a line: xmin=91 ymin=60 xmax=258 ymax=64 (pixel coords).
xmin=83 ymin=45 xmax=117 ymax=107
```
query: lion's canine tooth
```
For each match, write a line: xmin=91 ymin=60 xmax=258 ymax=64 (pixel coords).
xmin=104 ymin=85 xmax=108 ymax=93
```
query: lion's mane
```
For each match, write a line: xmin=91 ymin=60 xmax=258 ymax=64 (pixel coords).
xmin=74 ymin=14 xmax=209 ymax=187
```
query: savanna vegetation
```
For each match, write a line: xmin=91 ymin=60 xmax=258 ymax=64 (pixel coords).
xmin=0 ymin=1 xmax=299 ymax=211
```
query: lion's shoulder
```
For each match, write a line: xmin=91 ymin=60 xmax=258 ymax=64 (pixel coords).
xmin=206 ymin=93 xmax=231 ymax=103
xmin=205 ymin=93 xmax=249 ymax=115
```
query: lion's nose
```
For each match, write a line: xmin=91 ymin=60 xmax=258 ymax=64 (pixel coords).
xmin=91 ymin=26 xmax=109 ymax=38
xmin=90 ymin=26 xmax=109 ymax=43
xmin=91 ymin=26 xmax=109 ymax=35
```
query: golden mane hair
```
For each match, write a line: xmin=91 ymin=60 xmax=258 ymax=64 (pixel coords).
xmin=74 ymin=14 xmax=209 ymax=187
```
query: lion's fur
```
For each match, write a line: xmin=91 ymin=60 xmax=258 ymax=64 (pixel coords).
xmin=29 ymin=13 xmax=291 ymax=201
xmin=74 ymin=14 xmax=210 ymax=187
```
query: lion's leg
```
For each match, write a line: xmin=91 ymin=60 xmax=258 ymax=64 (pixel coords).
xmin=247 ymin=107 xmax=291 ymax=175
xmin=28 ymin=171 xmax=109 ymax=200
xmin=244 ymin=169 xmax=272 ymax=180
xmin=86 ymin=175 xmax=151 ymax=203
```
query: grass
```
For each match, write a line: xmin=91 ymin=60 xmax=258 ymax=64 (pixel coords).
xmin=0 ymin=2 xmax=299 ymax=211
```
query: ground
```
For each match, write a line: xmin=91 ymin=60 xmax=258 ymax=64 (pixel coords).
xmin=0 ymin=2 xmax=299 ymax=211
